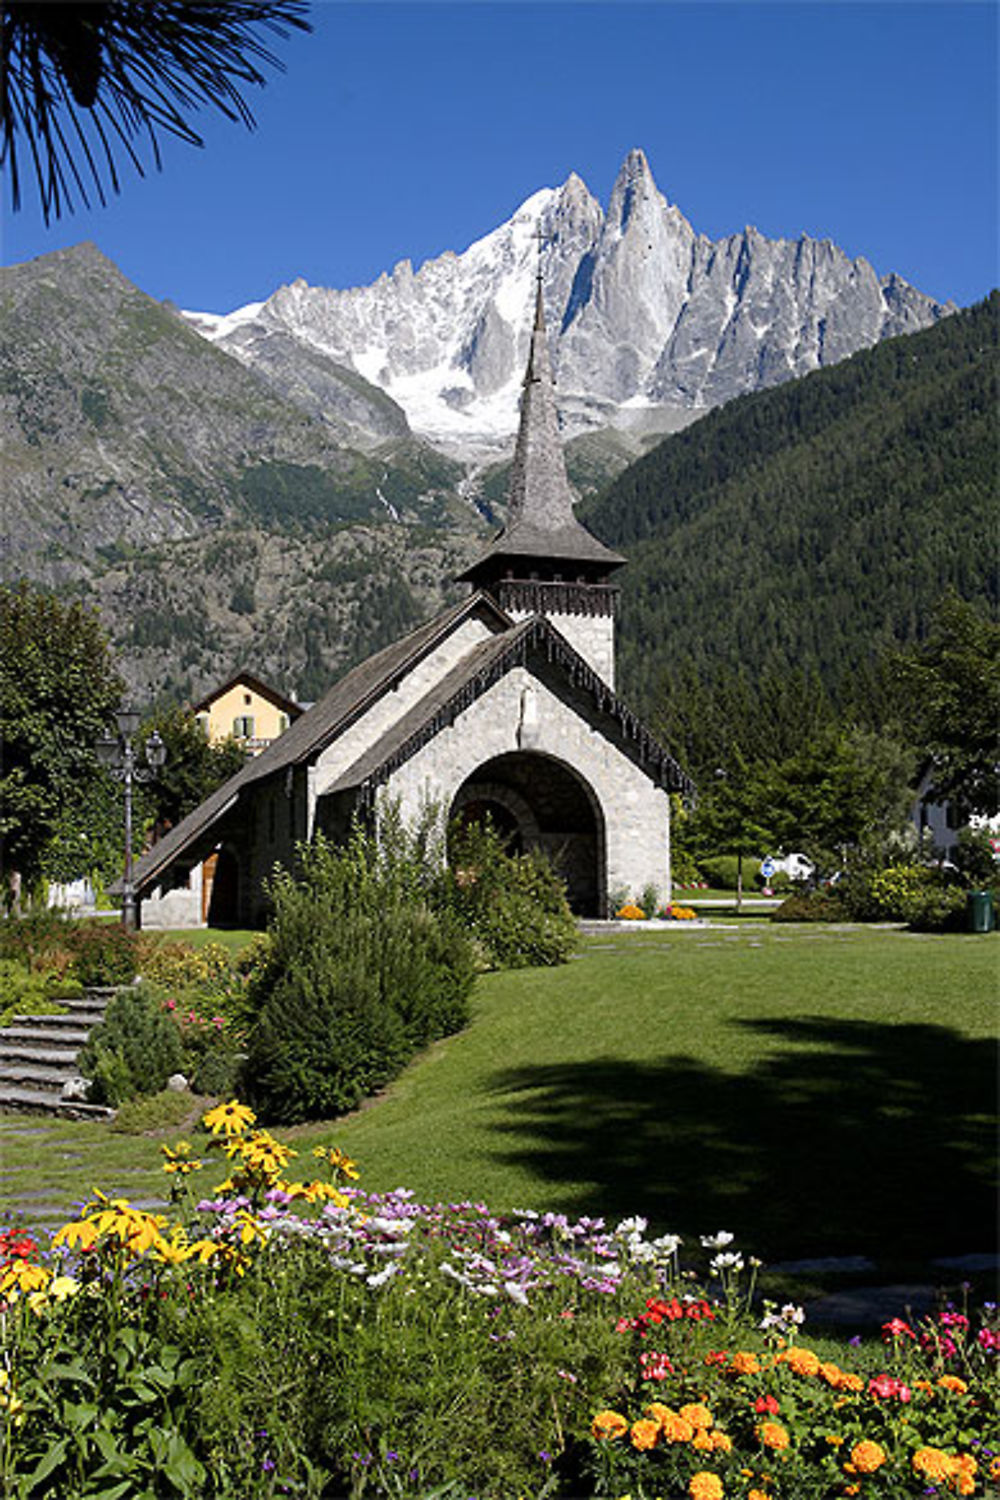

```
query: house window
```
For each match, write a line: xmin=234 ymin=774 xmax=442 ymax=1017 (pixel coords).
xmin=233 ymin=715 xmax=255 ymax=739
xmin=277 ymin=712 xmax=289 ymax=733
xmin=244 ymin=692 xmax=252 ymax=705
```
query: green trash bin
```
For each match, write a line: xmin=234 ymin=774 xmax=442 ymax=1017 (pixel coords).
xmin=967 ymin=890 xmax=995 ymax=933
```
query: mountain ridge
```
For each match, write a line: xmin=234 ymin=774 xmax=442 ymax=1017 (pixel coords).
xmin=184 ymin=148 xmax=955 ymax=460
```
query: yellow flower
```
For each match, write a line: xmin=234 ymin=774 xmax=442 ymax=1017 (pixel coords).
xmin=688 ymin=1473 xmax=723 ymax=1500
xmin=748 ymin=1491 xmax=773 ymax=1500
xmin=231 ymin=1210 xmax=268 ymax=1247
xmin=630 ymin=1417 xmax=660 ymax=1450
xmin=709 ymin=1431 xmax=733 ymax=1453
xmin=850 ymin=1440 xmax=887 ymax=1473
xmin=203 ymin=1100 xmax=256 ymax=1136
xmin=150 ymin=1227 xmax=195 ymax=1265
xmin=644 ymin=1402 xmax=674 ymax=1427
xmin=937 ymin=1374 xmax=969 ymax=1394
xmin=51 ymin=1218 xmax=99 ymax=1252
xmin=680 ymin=1403 xmax=714 ymax=1430
xmin=591 ymin=1410 xmax=629 ymax=1440
xmin=730 ymin=1350 xmax=760 ymax=1375
xmin=312 ymin=1145 xmax=360 ymax=1180
xmin=0 ymin=1259 xmax=51 ymax=1296
xmin=692 ymin=1430 xmax=715 ymax=1451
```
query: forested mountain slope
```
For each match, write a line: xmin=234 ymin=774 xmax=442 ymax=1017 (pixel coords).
xmin=581 ymin=293 xmax=998 ymax=713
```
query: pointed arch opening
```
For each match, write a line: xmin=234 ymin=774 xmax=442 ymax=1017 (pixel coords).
xmin=450 ymin=751 xmax=605 ymax=916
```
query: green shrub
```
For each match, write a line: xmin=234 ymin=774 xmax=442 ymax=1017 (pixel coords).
xmin=78 ymin=983 xmax=185 ymax=1105
xmin=904 ymin=885 xmax=976 ymax=932
xmin=68 ymin=922 xmax=140 ymax=986
xmin=867 ymin=863 xmax=936 ymax=920
xmin=696 ymin=853 xmax=764 ymax=891
xmin=439 ymin=820 xmax=578 ymax=969
xmin=0 ymin=957 xmax=72 ymax=1027
xmin=771 ymin=891 xmax=845 ymax=923
xmin=0 ymin=907 xmax=77 ymax=975
xmin=243 ymin=825 xmax=476 ymax=1124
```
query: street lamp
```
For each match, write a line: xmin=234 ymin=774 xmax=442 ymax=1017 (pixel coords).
xmin=96 ymin=710 xmax=166 ymax=930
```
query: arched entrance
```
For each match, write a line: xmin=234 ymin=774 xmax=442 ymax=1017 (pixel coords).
xmin=450 ymin=752 xmax=605 ymax=915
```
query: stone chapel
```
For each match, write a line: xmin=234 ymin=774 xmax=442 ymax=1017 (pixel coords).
xmin=132 ymin=280 xmax=692 ymax=927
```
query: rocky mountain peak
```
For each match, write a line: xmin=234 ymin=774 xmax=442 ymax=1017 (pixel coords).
xmin=182 ymin=149 xmax=955 ymax=460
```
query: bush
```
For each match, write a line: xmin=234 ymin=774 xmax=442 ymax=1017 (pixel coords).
xmin=242 ymin=826 xmax=476 ymax=1124
xmin=0 ymin=958 xmax=74 ymax=1028
xmin=904 ymin=885 xmax=976 ymax=933
xmin=696 ymin=854 xmax=764 ymax=891
xmin=771 ymin=891 xmax=846 ymax=923
xmin=78 ymin=983 xmax=185 ymax=1105
xmin=0 ymin=907 xmax=77 ymax=975
xmin=439 ymin=820 xmax=578 ymax=969
xmin=68 ymin=922 xmax=140 ymax=986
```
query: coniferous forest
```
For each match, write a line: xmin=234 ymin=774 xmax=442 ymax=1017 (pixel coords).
xmin=581 ymin=293 xmax=997 ymax=777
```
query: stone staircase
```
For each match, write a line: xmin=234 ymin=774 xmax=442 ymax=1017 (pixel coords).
xmin=0 ymin=991 xmax=115 ymax=1119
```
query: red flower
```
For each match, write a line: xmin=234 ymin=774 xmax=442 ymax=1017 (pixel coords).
xmin=882 ymin=1318 xmax=915 ymax=1341
xmin=754 ymin=1395 xmax=780 ymax=1415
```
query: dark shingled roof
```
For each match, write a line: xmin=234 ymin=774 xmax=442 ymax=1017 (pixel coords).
xmin=130 ymin=591 xmax=511 ymax=893
xmin=327 ymin=614 xmax=694 ymax=801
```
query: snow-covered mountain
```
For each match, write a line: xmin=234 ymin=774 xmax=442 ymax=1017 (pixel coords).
xmin=185 ymin=149 xmax=954 ymax=461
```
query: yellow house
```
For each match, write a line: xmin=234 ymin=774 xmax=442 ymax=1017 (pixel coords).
xmin=191 ymin=672 xmax=303 ymax=756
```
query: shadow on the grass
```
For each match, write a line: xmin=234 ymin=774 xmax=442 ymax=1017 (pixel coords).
xmin=488 ymin=1017 xmax=998 ymax=1264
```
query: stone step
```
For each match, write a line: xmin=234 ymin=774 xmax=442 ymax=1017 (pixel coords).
xmin=0 ymin=1042 xmax=79 ymax=1068
xmin=2 ymin=1020 xmax=93 ymax=1044
xmin=11 ymin=1008 xmax=105 ymax=1028
xmin=0 ymin=1062 xmax=84 ymax=1089
xmin=0 ymin=1084 xmax=113 ymax=1121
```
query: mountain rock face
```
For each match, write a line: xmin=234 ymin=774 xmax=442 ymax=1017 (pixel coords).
xmin=188 ymin=149 xmax=954 ymax=460
xmin=0 ymin=242 xmax=465 ymax=578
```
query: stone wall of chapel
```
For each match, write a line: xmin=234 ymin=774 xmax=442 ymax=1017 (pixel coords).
xmin=379 ymin=666 xmax=670 ymax=903
xmin=309 ymin=615 xmax=498 ymax=830
xmin=504 ymin=608 xmax=616 ymax=689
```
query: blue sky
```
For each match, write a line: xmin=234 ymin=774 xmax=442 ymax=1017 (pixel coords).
xmin=2 ymin=1 xmax=996 ymax=312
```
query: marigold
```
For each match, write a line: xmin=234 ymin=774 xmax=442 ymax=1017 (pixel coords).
xmin=937 ymin=1374 xmax=969 ymax=1394
xmin=912 ymin=1447 xmax=956 ymax=1482
xmin=591 ymin=1410 xmax=629 ymax=1441
xmin=692 ymin=1430 xmax=715 ymax=1451
xmin=730 ymin=1350 xmax=760 ymax=1375
xmin=644 ymin=1402 xmax=673 ymax=1426
xmin=630 ymin=1417 xmax=660 ymax=1451
xmin=748 ymin=1491 xmax=773 ymax=1500
xmin=710 ymin=1432 xmax=733 ymax=1453
xmin=758 ymin=1422 xmax=790 ymax=1451
xmin=688 ymin=1474 xmax=723 ymax=1500
xmin=850 ymin=1440 xmax=887 ymax=1473
xmin=661 ymin=1414 xmax=695 ymax=1443
xmin=832 ymin=1370 xmax=863 ymax=1393
xmin=779 ymin=1346 xmax=820 ymax=1376
xmin=680 ymin=1403 xmax=714 ymax=1429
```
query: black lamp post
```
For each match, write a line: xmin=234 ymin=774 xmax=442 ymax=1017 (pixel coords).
xmin=96 ymin=710 xmax=166 ymax=930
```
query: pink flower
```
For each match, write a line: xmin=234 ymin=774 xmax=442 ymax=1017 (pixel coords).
xmin=165 ymin=999 xmax=177 ymax=1011
xmin=868 ymin=1374 xmax=911 ymax=1402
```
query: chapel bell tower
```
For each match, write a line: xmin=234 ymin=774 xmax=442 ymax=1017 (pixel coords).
xmin=457 ymin=273 xmax=625 ymax=688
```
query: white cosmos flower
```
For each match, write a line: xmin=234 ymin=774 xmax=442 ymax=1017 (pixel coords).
xmin=700 ymin=1231 xmax=735 ymax=1250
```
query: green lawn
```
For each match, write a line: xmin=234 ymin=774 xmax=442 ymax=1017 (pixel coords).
xmin=2 ymin=924 xmax=996 ymax=1290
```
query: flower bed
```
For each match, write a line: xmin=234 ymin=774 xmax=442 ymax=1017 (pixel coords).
xmin=0 ymin=1108 xmax=996 ymax=1498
